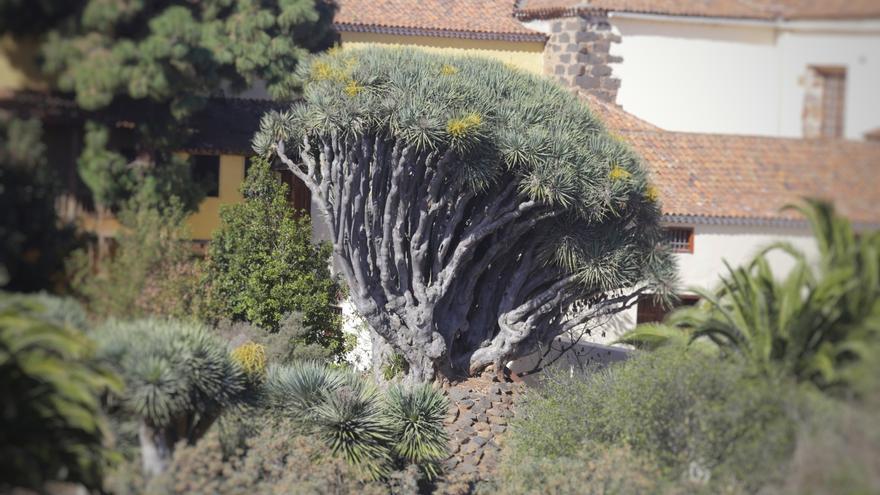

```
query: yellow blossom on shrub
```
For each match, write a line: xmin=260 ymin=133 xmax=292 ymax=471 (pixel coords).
xmin=609 ymin=165 xmax=632 ymax=181
xmin=440 ymin=64 xmax=459 ymax=76
xmin=447 ymin=113 xmax=483 ymax=137
xmin=344 ymin=79 xmax=364 ymax=97
xmin=645 ymin=185 xmax=659 ymax=203
xmin=231 ymin=342 xmax=267 ymax=378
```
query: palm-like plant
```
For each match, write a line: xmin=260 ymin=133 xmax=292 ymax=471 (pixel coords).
xmin=620 ymin=200 xmax=880 ymax=390
xmin=0 ymin=296 xmax=121 ymax=492
xmin=385 ymin=384 xmax=449 ymax=479
xmin=311 ymin=376 xmax=395 ymax=480
xmin=93 ymin=319 xmax=250 ymax=476
xmin=264 ymin=360 xmax=346 ymax=421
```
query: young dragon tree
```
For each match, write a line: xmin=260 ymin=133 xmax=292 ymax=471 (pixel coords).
xmin=254 ymin=48 xmax=676 ymax=382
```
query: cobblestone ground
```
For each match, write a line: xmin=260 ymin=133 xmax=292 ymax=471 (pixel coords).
xmin=433 ymin=375 xmax=525 ymax=493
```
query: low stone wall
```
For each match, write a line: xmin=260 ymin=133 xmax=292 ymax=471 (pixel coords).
xmin=440 ymin=377 xmax=524 ymax=483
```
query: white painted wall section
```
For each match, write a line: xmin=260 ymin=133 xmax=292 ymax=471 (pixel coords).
xmin=609 ymin=15 xmax=880 ymax=139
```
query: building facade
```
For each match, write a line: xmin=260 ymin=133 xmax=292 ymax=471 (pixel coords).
xmin=330 ymin=0 xmax=880 ymax=355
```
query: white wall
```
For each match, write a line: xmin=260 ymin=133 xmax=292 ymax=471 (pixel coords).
xmin=609 ymin=15 xmax=880 ymax=139
xmin=587 ymin=222 xmax=818 ymax=346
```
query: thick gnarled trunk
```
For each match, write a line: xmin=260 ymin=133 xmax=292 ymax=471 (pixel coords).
xmin=276 ymin=133 xmax=642 ymax=382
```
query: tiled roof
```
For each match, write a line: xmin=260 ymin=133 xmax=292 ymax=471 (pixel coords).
xmin=334 ymin=0 xmax=545 ymax=41
xmin=583 ymin=94 xmax=880 ymax=225
xmin=517 ymin=0 xmax=880 ymax=20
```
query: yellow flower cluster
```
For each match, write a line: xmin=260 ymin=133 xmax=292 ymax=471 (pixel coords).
xmin=447 ymin=113 xmax=483 ymax=137
xmin=440 ymin=64 xmax=459 ymax=76
xmin=344 ymin=79 xmax=364 ymax=97
xmin=645 ymin=185 xmax=659 ymax=203
xmin=231 ymin=342 xmax=267 ymax=378
xmin=609 ymin=165 xmax=632 ymax=181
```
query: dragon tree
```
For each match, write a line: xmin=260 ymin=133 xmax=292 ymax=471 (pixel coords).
xmin=255 ymin=48 xmax=676 ymax=382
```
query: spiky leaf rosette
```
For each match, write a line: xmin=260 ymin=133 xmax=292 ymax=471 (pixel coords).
xmin=256 ymin=47 xmax=677 ymax=380
xmin=310 ymin=373 xmax=395 ymax=479
xmin=385 ymin=384 xmax=449 ymax=478
xmin=264 ymin=360 xmax=346 ymax=422
xmin=93 ymin=319 xmax=248 ymax=428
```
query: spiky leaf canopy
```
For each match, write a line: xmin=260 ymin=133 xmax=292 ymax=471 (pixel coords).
xmin=93 ymin=318 xmax=247 ymax=427
xmin=256 ymin=47 xmax=674 ymax=294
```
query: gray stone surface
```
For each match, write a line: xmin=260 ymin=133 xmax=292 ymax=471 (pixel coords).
xmin=543 ymin=14 xmax=622 ymax=102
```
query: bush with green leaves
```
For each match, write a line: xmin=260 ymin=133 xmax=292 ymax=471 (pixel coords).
xmin=494 ymin=443 xmax=671 ymax=495
xmin=0 ymin=114 xmax=80 ymax=292
xmin=0 ymin=295 xmax=120 ymax=492
xmin=202 ymin=157 xmax=343 ymax=354
xmin=92 ymin=318 xmax=251 ymax=477
xmin=0 ymin=291 xmax=88 ymax=329
xmin=505 ymin=346 xmax=795 ymax=492
xmin=214 ymin=311 xmax=335 ymax=365
xmin=70 ymin=197 xmax=201 ymax=320
xmin=256 ymin=47 xmax=676 ymax=381
xmin=385 ymin=384 xmax=449 ymax=478
xmin=264 ymin=361 xmax=448 ymax=480
xmin=620 ymin=200 xmax=880 ymax=393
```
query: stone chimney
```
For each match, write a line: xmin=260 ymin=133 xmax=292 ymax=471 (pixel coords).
xmin=543 ymin=14 xmax=622 ymax=103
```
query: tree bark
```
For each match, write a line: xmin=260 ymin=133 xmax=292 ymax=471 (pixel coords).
xmin=139 ymin=421 xmax=174 ymax=477
xmin=276 ymin=134 xmax=647 ymax=382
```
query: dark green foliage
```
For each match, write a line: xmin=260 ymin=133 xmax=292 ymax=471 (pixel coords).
xmin=202 ymin=157 xmax=343 ymax=352
xmin=0 ymin=294 xmax=121 ymax=492
xmin=506 ymin=347 xmax=795 ymax=492
xmin=621 ymin=200 xmax=880 ymax=393
xmin=0 ymin=0 xmax=336 ymax=216
xmin=0 ymin=115 xmax=80 ymax=291
xmin=385 ymin=384 xmax=449 ymax=478
xmin=69 ymin=197 xmax=200 ymax=319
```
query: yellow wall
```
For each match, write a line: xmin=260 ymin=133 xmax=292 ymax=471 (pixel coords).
xmin=339 ymin=32 xmax=545 ymax=75
xmin=187 ymin=154 xmax=246 ymax=240
xmin=0 ymin=35 xmax=46 ymax=91
xmin=78 ymin=154 xmax=245 ymax=241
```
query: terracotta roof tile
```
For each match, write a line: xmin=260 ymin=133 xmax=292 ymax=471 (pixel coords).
xmin=334 ymin=0 xmax=544 ymax=40
xmin=584 ymin=95 xmax=880 ymax=224
xmin=517 ymin=0 xmax=880 ymax=20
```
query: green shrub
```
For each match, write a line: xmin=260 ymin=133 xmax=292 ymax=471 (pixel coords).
xmin=0 ymin=296 xmax=121 ymax=492
xmin=143 ymin=421 xmax=391 ymax=495
xmin=69 ymin=198 xmax=201 ymax=320
xmin=506 ymin=346 xmax=795 ymax=491
xmin=202 ymin=157 xmax=343 ymax=354
xmin=620 ymin=200 xmax=880 ymax=394
xmin=495 ymin=444 xmax=673 ymax=495
xmin=93 ymin=318 xmax=251 ymax=476
xmin=766 ymin=393 xmax=880 ymax=495
xmin=385 ymin=384 xmax=449 ymax=479
xmin=214 ymin=312 xmax=334 ymax=365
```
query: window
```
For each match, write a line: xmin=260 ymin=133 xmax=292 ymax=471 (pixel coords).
xmin=192 ymin=155 xmax=220 ymax=197
xmin=664 ymin=227 xmax=694 ymax=253
xmin=818 ymin=67 xmax=846 ymax=138
xmin=804 ymin=66 xmax=846 ymax=138
xmin=636 ymin=295 xmax=699 ymax=325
